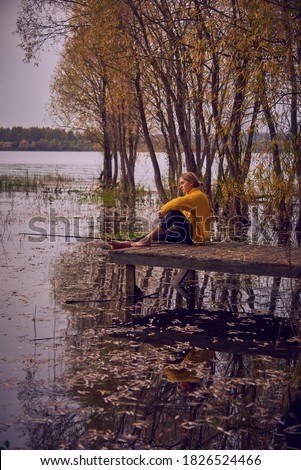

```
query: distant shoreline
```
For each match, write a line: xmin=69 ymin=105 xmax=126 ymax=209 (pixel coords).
xmin=0 ymin=127 xmax=97 ymax=152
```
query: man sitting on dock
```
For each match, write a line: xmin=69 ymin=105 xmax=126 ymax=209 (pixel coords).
xmin=109 ymin=172 xmax=212 ymax=249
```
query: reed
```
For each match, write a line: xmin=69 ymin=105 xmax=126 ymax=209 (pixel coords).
xmin=80 ymin=183 xmax=153 ymax=206
xmin=0 ymin=172 xmax=74 ymax=192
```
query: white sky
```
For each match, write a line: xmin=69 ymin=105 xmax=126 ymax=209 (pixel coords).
xmin=0 ymin=0 xmax=60 ymax=128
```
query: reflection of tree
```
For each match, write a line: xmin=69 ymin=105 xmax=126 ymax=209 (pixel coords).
xmin=17 ymin=317 xmax=294 ymax=450
xmin=63 ymin=342 xmax=290 ymax=450
xmin=282 ymin=353 xmax=301 ymax=449
xmin=17 ymin=370 xmax=88 ymax=449
xmin=291 ymin=279 xmax=301 ymax=326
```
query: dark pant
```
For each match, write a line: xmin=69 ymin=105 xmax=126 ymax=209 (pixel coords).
xmin=157 ymin=210 xmax=193 ymax=244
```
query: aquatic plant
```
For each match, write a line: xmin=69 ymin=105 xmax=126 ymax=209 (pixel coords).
xmin=79 ymin=184 xmax=153 ymax=207
xmin=0 ymin=173 xmax=74 ymax=193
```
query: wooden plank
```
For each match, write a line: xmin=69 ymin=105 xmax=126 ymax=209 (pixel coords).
xmin=109 ymin=242 xmax=301 ymax=278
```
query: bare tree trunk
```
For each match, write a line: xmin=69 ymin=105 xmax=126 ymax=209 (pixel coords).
xmin=101 ymin=77 xmax=112 ymax=186
xmin=166 ymin=93 xmax=183 ymax=184
xmin=260 ymin=71 xmax=292 ymax=239
xmin=117 ymin=105 xmax=136 ymax=205
xmin=112 ymin=118 xmax=118 ymax=186
xmin=289 ymin=33 xmax=301 ymax=244
xmin=117 ymin=111 xmax=128 ymax=194
xmin=134 ymin=66 xmax=168 ymax=203
xmin=127 ymin=130 xmax=137 ymax=207
xmin=157 ymin=106 xmax=177 ymax=196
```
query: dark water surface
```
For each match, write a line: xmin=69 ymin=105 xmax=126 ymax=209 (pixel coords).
xmin=0 ymin=153 xmax=301 ymax=450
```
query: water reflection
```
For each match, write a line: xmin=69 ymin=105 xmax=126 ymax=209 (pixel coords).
xmin=17 ymin=330 xmax=300 ymax=449
xmin=163 ymin=348 xmax=214 ymax=393
xmin=282 ymin=354 xmax=301 ymax=449
xmin=2 ymin=190 xmax=301 ymax=450
xmin=17 ymin=239 xmax=300 ymax=449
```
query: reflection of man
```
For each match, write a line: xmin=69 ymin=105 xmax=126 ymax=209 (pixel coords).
xmin=163 ymin=348 xmax=212 ymax=392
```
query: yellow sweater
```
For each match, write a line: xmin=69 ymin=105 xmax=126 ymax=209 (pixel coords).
xmin=160 ymin=187 xmax=212 ymax=245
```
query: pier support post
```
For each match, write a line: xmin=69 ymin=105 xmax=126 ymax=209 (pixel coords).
xmin=172 ymin=269 xmax=196 ymax=307
xmin=172 ymin=269 xmax=190 ymax=286
xmin=125 ymin=264 xmax=136 ymax=298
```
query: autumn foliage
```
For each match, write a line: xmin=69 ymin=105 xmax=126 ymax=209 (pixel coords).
xmin=17 ymin=0 xmax=301 ymax=235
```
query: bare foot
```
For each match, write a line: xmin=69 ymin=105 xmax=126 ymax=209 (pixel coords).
xmin=109 ymin=240 xmax=133 ymax=250
xmin=131 ymin=238 xmax=151 ymax=247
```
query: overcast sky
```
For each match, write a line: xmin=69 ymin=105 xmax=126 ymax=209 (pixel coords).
xmin=0 ymin=0 xmax=59 ymax=128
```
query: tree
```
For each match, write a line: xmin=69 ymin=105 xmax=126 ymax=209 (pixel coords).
xmin=19 ymin=0 xmax=141 ymax=195
xmin=50 ymin=26 xmax=115 ymax=184
xmin=282 ymin=1 xmax=301 ymax=243
xmin=247 ymin=0 xmax=300 ymax=238
xmin=17 ymin=0 xmax=301 ymax=229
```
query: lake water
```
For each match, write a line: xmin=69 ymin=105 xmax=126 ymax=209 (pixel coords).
xmin=0 ymin=151 xmax=300 ymax=450
xmin=0 ymin=151 xmax=168 ymax=190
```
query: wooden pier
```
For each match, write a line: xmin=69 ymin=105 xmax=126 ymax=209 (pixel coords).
xmin=109 ymin=242 xmax=301 ymax=296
